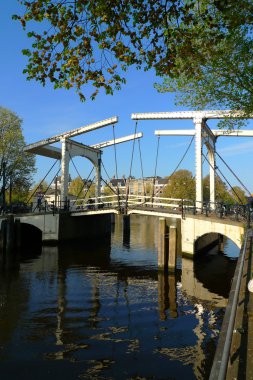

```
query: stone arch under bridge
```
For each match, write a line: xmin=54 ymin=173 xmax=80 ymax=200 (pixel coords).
xmin=0 ymin=212 xmax=112 ymax=245
xmin=181 ymin=215 xmax=244 ymax=255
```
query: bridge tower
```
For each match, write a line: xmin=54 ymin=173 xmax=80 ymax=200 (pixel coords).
xmin=25 ymin=116 xmax=143 ymax=206
xmin=132 ymin=110 xmax=253 ymax=209
xmin=60 ymin=138 xmax=102 ymax=203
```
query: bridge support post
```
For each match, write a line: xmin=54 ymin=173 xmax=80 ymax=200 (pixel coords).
xmin=158 ymin=218 xmax=168 ymax=270
xmin=209 ymin=148 xmax=216 ymax=209
xmin=95 ymin=158 xmax=101 ymax=205
xmin=60 ymin=138 xmax=70 ymax=206
xmin=123 ymin=214 xmax=130 ymax=248
xmin=168 ymin=226 xmax=177 ymax=272
xmin=194 ymin=117 xmax=203 ymax=212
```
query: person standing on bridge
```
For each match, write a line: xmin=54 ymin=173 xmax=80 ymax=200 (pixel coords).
xmin=36 ymin=190 xmax=44 ymax=212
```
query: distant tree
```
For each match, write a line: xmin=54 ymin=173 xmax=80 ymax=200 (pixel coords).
xmin=145 ymin=183 xmax=152 ymax=197
xmin=0 ymin=106 xmax=36 ymax=203
xmin=27 ymin=180 xmax=48 ymax=201
xmin=85 ymin=183 xmax=95 ymax=199
xmin=229 ymin=186 xmax=247 ymax=204
xmin=69 ymin=177 xmax=84 ymax=198
xmin=162 ymin=170 xmax=195 ymax=200
xmin=102 ymin=185 xmax=116 ymax=203
xmin=203 ymin=175 xmax=235 ymax=204
xmin=103 ymin=185 xmax=115 ymax=195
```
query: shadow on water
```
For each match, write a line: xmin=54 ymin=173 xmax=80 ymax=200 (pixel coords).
xmin=56 ymin=235 xmax=164 ymax=281
xmin=57 ymin=235 xmax=112 ymax=270
xmin=193 ymin=238 xmax=239 ymax=298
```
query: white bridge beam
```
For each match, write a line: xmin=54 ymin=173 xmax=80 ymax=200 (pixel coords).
xmin=25 ymin=133 xmax=143 ymax=159
xmin=132 ymin=110 xmax=246 ymax=120
xmin=155 ymin=130 xmax=195 ymax=136
xmin=156 ymin=129 xmax=253 ymax=137
xmin=27 ymin=146 xmax=62 ymax=159
xmin=25 ymin=116 xmax=118 ymax=151
xmin=213 ymin=130 xmax=253 ymax=137
xmin=91 ymin=132 xmax=143 ymax=149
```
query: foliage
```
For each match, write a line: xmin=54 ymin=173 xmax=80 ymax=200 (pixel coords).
xmin=103 ymin=185 xmax=115 ymax=195
xmin=155 ymin=1 xmax=253 ymax=128
xmin=103 ymin=185 xmax=116 ymax=202
xmin=0 ymin=106 xmax=36 ymax=203
xmin=145 ymin=182 xmax=152 ymax=196
xmin=85 ymin=183 xmax=95 ymax=198
xmin=162 ymin=169 xmax=195 ymax=200
xmin=162 ymin=171 xmax=247 ymax=205
xmin=229 ymin=186 xmax=247 ymax=204
xmin=34 ymin=180 xmax=49 ymax=193
xmin=27 ymin=180 xmax=49 ymax=201
xmin=69 ymin=177 xmax=84 ymax=197
xmin=14 ymin=0 xmax=253 ymax=110
xmin=203 ymin=175 xmax=247 ymax=204
xmin=203 ymin=175 xmax=232 ymax=203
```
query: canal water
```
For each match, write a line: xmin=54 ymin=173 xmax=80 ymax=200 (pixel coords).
xmin=0 ymin=215 xmax=239 ymax=380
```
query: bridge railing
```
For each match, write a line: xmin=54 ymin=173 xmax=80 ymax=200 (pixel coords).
xmin=69 ymin=194 xmax=122 ymax=211
xmin=3 ymin=197 xmax=252 ymax=226
xmin=5 ymin=195 xmax=123 ymax=215
xmin=125 ymin=197 xmax=252 ymax=225
xmin=193 ymin=200 xmax=251 ymax=225
xmin=126 ymin=195 xmax=194 ymax=216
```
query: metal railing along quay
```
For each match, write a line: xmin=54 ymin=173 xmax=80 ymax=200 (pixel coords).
xmin=209 ymin=228 xmax=253 ymax=380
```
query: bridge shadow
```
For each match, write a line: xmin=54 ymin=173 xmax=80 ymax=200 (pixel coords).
xmin=193 ymin=238 xmax=239 ymax=298
xmin=19 ymin=222 xmax=43 ymax=248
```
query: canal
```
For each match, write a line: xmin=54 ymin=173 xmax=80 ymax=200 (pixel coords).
xmin=0 ymin=215 xmax=239 ymax=379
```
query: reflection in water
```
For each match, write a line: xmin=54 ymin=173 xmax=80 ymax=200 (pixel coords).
xmin=158 ymin=272 xmax=178 ymax=320
xmin=0 ymin=215 xmax=238 ymax=379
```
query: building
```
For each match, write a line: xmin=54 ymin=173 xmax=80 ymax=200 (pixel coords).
xmin=104 ymin=176 xmax=168 ymax=197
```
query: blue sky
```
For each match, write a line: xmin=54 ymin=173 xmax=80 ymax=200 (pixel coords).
xmin=1 ymin=2 xmax=253 ymax=193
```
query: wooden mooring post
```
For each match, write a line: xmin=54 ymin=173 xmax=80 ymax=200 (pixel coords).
xmin=158 ymin=218 xmax=167 ymax=269
xmin=0 ymin=215 xmax=21 ymax=260
xmin=158 ymin=218 xmax=177 ymax=272
xmin=123 ymin=214 xmax=130 ymax=248
xmin=168 ymin=226 xmax=177 ymax=272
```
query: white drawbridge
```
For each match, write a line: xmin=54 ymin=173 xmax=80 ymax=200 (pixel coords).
xmin=132 ymin=110 xmax=253 ymax=209
xmin=25 ymin=116 xmax=143 ymax=204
